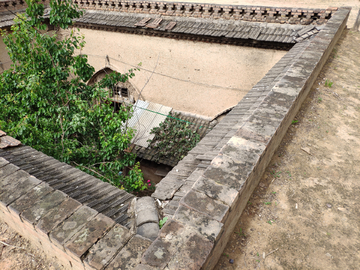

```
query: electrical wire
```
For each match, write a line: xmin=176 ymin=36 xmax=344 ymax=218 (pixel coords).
xmin=83 ymin=53 xmax=249 ymax=92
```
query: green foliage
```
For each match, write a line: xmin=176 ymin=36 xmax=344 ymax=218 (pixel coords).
xmin=124 ymin=162 xmax=146 ymax=192
xmin=234 ymin=228 xmax=245 ymax=237
xmin=0 ymin=0 xmax=145 ymax=192
xmin=325 ymin=79 xmax=333 ymax=88
xmin=271 ymin=171 xmax=282 ymax=178
xmin=264 ymin=202 xmax=272 ymax=205
xmin=147 ymin=112 xmax=200 ymax=162
xmin=159 ymin=217 xmax=168 ymax=229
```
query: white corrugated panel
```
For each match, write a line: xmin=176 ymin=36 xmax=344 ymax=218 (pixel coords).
xmin=131 ymin=102 xmax=172 ymax=148
xmin=127 ymin=100 xmax=149 ymax=128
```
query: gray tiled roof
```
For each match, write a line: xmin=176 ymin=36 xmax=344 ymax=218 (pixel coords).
xmin=0 ymin=8 xmax=51 ymax=29
xmin=0 ymin=10 xmax=18 ymax=29
xmin=0 ymin=143 xmax=134 ymax=226
xmin=75 ymin=10 xmax=321 ymax=44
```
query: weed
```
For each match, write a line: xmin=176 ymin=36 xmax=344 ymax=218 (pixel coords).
xmin=267 ymin=220 xmax=273 ymax=225
xmin=271 ymin=191 xmax=276 ymax=194
xmin=264 ymin=202 xmax=272 ymax=205
xmin=222 ymin=253 xmax=229 ymax=257
xmin=148 ymin=112 xmax=200 ymax=163
xmin=271 ymin=171 xmax=282 ymax=178
xmin=235 ymin=228 xmax=245 ymax=237
xmin=248 ymin=201 xmax=252 ymax=205
xmin=256 ymin=260 xmax=260 ymax=263
xmin=325 ymin=80 xmax=333 ymax=88
xmin=318 ymin=97 xmax=323 ymax=103
xmin=159 ymin=217 xmax=168 ymax=229
xmin=291 ymin=119 xmax=298 ymax=125
xmin=257 ymin=253 xmax=260 ymax=257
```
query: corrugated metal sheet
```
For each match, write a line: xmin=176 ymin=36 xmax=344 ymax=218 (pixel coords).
xmin=127 ymin=100 xmax=149 ymax=128
xmin=130 ymin=101 xmax=172 ymax=148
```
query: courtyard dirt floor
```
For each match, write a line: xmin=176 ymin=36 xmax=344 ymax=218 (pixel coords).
xmin=215 ymin=29 xmax=360 ymax=270
xmin=1 ymin=3 xmax=360 ymax=270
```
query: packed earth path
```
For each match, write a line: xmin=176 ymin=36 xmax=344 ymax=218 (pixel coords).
xmin=1 ymin=1 xmax=360 ymax=270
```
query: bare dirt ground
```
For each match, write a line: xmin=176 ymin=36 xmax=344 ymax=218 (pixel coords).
xmin=1 ymin=2 xmax=359 ymax=270
xmin=215 ymin=29 xmax=360 ymax=270
xmin=0 ymin=221 xmax=63 ymax=269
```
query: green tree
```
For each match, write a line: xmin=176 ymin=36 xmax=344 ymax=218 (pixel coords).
xmin=0 ymin=0 xmax=146 ymax=192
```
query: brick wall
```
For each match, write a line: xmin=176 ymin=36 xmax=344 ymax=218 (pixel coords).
xmin=73 ymin=0 xmax=336 ymax=25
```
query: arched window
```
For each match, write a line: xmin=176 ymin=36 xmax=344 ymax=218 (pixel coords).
xmin=87 ymin=68 xmax=138 ymax=111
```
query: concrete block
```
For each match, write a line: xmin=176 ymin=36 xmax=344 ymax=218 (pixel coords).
xmin=180 ymin=190 xmax=229 ymax=223
xmin=85 ymin=224 xmax=132 ymax=270
xmin=141 ymin=220 xmax=213 ymax=269
xmin=65 ymin=213 xmax=115 ymax=259
xmin=36 ymin=197 xmax=82 ymax=236
xmin=137 ymin=222 xmax=159 ymax=241
xmin=223 ymin=136 xmax=265 ymax=164
xmin=240 ymin=114 xmax=279 ymax=139
xmin=192 ymin=176 xmax=238 ymax=207
xmin=0 ymin=175 xmax=41 ymax=208
xmin=0 ymin=163 xmax=19 ymax=179
xmin=233 ymin=127 xmax=270 ymax=145
xmin=50 ymin=205 xmax=97 ymax=250
xmin=21 ymin=190 xmax=68 ymax=226
xmin=8 ymin=182 xmax=53 ymax=221
xmin=106 ymin=235 xmax=152 ymax=270
xmin=203 ymin=154 xmax=250 ymax=191
xmin=0 ymin=157 xmax=9 ymax=168
xmin=151 ymin=177 xmax=184 ymax=200
xmin=173 ymin=205 xmax=223 ymax=242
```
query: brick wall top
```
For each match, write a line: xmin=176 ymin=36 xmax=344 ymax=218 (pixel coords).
xmin=74 ymin=0 xmax=336 ymax=25
xmin=0 ymin=144 xmax=135 ymax=226
xmin=0 ymin=0 xmax=49 ymax=12
xmin=146 ymin=7 xmax=349 ymax=270
xmin=74 ymin=9 xmax=322 ymax=48
xmin=0 ymin=132 xmax=156 ymax=269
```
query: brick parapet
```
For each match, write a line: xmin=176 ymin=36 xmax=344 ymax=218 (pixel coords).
xmin=73 ymin=0 xmax=336 ymax=25
xmin=0 ymin=130 xmax=157 ymax=270
xmin=0 ymin=153 xmax=159 ymax=269
xmin=0 ymin=0 xmax=49 ymax=12
xmin=145 ymin=6 xmax=349 ymax=270
xmin=72 ymin=8 xmax=326 ymax=50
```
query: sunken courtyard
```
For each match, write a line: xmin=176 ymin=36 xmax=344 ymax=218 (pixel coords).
xmin=0 ymin=0 xmax=351 ymax=269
